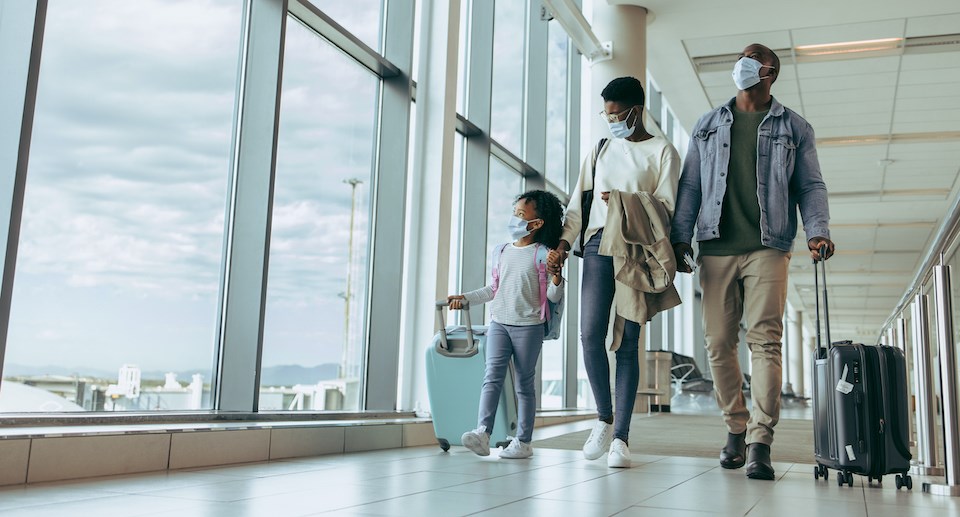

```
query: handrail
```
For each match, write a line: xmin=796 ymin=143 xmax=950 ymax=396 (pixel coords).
xmin=879 ymin=191 xmax=960 ymax=342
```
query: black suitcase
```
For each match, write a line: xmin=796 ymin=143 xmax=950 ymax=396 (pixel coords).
xmin=810 ymin=251 xmax=913 ymax=489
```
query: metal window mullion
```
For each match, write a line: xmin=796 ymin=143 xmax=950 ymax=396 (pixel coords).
xmin=0 ymin=0 xmax=47 ymax=379
xmin=460 ymin=0 xmax=495 ymax=325
xmin=363 ymin=0 xmax=415 ymax=411
xmin=215 ymin=0 xmax=287 ymax=412
xmin=287 ymin=0 xmax=399 ymax=78
xmin=523 ymin=0 xmax=547 ymax=192
xmin=563 ymin=8 xmax=582 ymax=408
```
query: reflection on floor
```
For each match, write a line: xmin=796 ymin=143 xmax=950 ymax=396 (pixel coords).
xmin=670 ymin=390 xmax=814 ymax=421
xmin=1 ymin=436 xmax=954 ymax=516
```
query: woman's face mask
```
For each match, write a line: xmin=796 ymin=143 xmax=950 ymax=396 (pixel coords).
xmin=604 ymin=105 xmax=637 ymax=139
xmin=732 ymin=57 xmax=776 ymax=90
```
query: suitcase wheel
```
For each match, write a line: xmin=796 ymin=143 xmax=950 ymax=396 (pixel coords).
xmin=438 ymin=438 xmax=450 ymax=452
xmin=837 ymin=471 xmax=853 ymax=487
xmin=813 ymin=464 xmax=829 ymax=481
xmin=895 ymin=474 xmax=913 ymax=490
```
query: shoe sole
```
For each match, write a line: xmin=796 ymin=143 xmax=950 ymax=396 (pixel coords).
xmin=461 ymin=434 xmax=490 ymax=457
xmin=500 ymin=452 xmax=533 ymax=459
xmin=607 ymin=458 xmax=631 ymax=468
xmin=746 ymin=467 xmax=775 ymax=480
xmin=720 ymin=459 xmax=746 ymax=469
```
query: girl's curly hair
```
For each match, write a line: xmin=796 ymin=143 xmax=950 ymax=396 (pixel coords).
xmin=518 ymin=190 xmax=564 ymax=249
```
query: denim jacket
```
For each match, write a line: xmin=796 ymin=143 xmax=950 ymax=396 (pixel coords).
xmin=670 ymin=97 xmax=830 ymax=252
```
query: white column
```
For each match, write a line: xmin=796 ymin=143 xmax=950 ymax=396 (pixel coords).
xmin=399 ymin=0 xmax=461 ymax=413
xmin=588 ymin=1 xmax=649 ymax=410
xmin=789 ymin=311 xmax=804 ymax=398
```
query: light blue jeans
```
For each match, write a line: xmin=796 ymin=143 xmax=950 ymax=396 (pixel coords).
xmin=478 ymin=321 xmax=543 ymax=443
xmin=581 ymin=231 xmax=642 ymax=442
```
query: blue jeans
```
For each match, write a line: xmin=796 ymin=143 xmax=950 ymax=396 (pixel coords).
xmin=581 ymin=231 xmax=642 ymax=442
xmin=478 ymin=321 xmax=543 ymax=443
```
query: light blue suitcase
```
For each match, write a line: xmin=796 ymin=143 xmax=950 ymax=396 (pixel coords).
xmin=425 ymin=301 xmax=518 ymax=452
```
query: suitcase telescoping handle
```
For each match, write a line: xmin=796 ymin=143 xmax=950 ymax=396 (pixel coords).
xmin=435 ymin=300 xmax=475 ymax=352
xmin=813 ymin=245 xmax=832 ymax=358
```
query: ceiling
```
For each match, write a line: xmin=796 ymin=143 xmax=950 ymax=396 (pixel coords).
xmin=623 ymin=0 xmax=960 ymax=343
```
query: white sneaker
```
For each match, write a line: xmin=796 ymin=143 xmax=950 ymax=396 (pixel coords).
xmin=499 ymin=436 xmax=533 ymax=459
xmin=461 ymin=426 xmax=490 ymax=456
xmin=607 ymin=438 xmax=631 ymax=468
xmin=583 ymin=420 xmax=614 ymax=460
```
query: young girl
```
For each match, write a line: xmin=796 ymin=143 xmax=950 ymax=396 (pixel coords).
xmin=448 ymin=190 xmax=565 ymax=459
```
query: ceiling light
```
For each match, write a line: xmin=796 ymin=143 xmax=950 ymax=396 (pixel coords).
xmin=795 ymin=37 xmax=903 ymax=56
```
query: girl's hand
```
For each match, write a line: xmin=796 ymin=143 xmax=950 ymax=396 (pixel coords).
xmin=552 ymin=273 xmax=562 ymax=286
xmin=447 ymin=295 xmax=465 ymax=310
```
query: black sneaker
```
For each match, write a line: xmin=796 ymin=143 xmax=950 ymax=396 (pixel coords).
xmin=719 ymin=432 xmax=747 ymax=469
xmin=745 ymin=443 xmax=775 ymax=480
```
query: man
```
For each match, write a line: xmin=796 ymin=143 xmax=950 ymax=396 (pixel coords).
xmin=671 ymin=44 xmax=835 ymax=480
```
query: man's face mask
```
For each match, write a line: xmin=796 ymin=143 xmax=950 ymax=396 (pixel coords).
xmin=732 ymin=57 xmax=775 ymax=90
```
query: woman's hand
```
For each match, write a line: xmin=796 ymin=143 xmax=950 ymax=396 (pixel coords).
xmin=447 ymin=295 xmax=465 ymax=310
xmin=547 ymin=248 xmax=568 ymax=276
xmin=601 ymin=191 xmax=610 ymax=204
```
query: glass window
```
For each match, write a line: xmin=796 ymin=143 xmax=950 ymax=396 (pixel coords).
xmin=544 ymin=20 xmax=568 ymax=190
xmin=259 ymin=18 xmax=378 ymax=412
xmin=456 ymin=0 xmax=469 ymax=114
xmin=489 ymin=0 xmax=527 ymax=156
xmin=308 ymin=0 xmax=382 ymax=52
xmin=0 ymin=0 xmax=242 ymax=413
xmin=484 ymin=158 xmax=523 ymax=323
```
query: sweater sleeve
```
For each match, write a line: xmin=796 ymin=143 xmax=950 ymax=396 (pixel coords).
xmin=547 ymin=277 xmax=564 ymax=303
xmin=462 ymin=285 xmax=494 ymax=305
xmin=654 ymin=142 xmax=681 ymax=217
xmin=560 ymin=153 xmax=592 ymax=247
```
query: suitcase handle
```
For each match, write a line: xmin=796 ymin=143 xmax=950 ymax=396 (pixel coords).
xmin=435 ymin=300 xmax=475 ymax=353
xmin=813 ymin=245 xmax=832 ymax=359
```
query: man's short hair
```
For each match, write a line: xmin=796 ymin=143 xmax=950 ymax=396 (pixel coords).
xmin=601 ymin=77 xmax=645 ymax=108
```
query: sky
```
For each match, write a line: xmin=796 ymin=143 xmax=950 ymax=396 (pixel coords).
xmin=4 ymin=0 xmax=382 ymax=382
xmin=1 ymin=0 xmax=571 ymax=409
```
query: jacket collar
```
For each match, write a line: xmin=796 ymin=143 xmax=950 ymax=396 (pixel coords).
xmin=721 ymin=96 xmax=784 ymax=117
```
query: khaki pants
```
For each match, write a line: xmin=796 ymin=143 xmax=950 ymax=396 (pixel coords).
xmin=699 ymin=248 xmax=790 ymax=446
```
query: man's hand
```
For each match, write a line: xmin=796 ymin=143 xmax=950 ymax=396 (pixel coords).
xmin=808 ymin=237 xmax=836 ymax=261
xmin=673 ymin=242 xmax=695 ymax=273
xmin=548 ymin=240 xmax=570 ymax=275
xmin=447 ymin=295 xmax=465 ymax=310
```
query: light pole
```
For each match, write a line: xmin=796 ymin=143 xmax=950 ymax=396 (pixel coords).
xmin=339 ymin=178 xmax=363 ymax=379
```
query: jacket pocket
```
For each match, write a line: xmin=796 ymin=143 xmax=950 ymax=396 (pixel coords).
xmin=773 ymin=136 xmax=796 ymax=180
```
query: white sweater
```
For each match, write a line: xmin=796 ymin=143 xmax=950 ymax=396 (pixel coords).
xmin=462 ymin=243 xmax=564 ymax=326
xmin=561 ymin=136 xmax=680 ymax=251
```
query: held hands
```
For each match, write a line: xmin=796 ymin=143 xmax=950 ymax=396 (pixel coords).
xmin=673 ymin=242 xmax=695 ymax=274
xmin=447 ymin=295 xmax=466 ymax=310
xmin=547 ymin=243 xmax=569 ymax=276
xmin=808 ymin=237 xmax=836 ymax=261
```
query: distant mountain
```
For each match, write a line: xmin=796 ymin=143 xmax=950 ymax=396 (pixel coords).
xmin=3 ymin=363 xmax=341 ymax=387
xmin=260 ymin=364 xmax=340 ymax=386
xmin=2 ymin=363 xmax=115 ymax=379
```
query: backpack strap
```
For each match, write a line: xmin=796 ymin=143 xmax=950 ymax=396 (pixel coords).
xmin=491 ymin=243 xmax=508 ymax=294
xmin=535 ymin=244 xmax=549 ymax=321
xmin=576 ymin=138 xmax=609 ymax=256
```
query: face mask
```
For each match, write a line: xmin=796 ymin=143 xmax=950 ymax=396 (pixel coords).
xmin=732 ymin=57 xmax=775 ymax=90
xmin=606 ymin=106 xmax=637 ymax=139
xmin=507 ymin=215 xmax=539 ymax=241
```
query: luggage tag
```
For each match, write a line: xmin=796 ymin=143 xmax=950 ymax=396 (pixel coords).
xmin=836 ymin=364 xmax=854 ymax=394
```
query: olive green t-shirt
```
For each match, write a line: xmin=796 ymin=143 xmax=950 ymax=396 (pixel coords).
xmin=700 ymin=108 xmax=769 ymax=256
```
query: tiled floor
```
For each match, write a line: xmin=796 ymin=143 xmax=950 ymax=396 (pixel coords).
xmin=2 ymin=431 xmax=957 ymax=516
